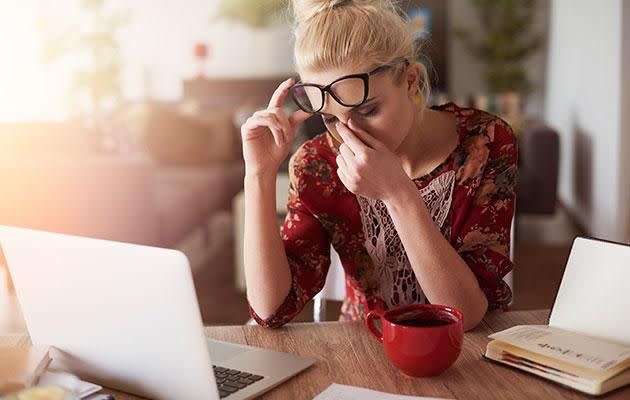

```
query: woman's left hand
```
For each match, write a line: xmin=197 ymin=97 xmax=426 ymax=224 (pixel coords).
xmin=335 ymin=119 xmax=415 ymax=201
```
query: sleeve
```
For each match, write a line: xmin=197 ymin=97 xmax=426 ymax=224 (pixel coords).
xmin=455 ymin=121 xmax=518 ymax=311
xmin=248 ymin=149 xmax=332 ymax=328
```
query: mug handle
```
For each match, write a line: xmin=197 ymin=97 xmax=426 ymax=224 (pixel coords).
xmin=365 ymin=311 xmax=383 ymax=343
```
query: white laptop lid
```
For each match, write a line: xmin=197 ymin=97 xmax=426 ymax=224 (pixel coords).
xmin=0 ymin=225 xmax=218 ymax=400
xmin=549 ymin=236 xmax=630 ymax=344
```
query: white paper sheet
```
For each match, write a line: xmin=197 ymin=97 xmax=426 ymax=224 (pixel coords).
xmin=313 ymin=384 xmax=451 ymax=400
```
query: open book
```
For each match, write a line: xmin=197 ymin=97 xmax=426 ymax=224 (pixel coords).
xmin=485 ymin=237 xmax=630 ymax=395
xmin=485 ymin=325 xmax=630 ymax=395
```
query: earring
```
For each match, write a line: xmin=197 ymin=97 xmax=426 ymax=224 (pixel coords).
xmin=414 ymin=89 xmax=423 ymax=106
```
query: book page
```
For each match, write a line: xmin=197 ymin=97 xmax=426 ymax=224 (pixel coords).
xmin=489 ymin=325 xmax=630 ymax=371
xmin=550 ymin=237 xmax=630 ymax=344
xmin=314 ymin=384 xmax=451 ymax=400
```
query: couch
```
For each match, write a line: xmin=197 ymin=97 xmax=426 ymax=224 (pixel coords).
xmin=515 ymin=122 xmax=560 ymax=215
xmin=0 ymin=109 xmax=245 ymax=273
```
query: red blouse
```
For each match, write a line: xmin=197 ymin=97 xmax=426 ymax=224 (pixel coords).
xmin=249 ymin=103 xmax=518 ymax=328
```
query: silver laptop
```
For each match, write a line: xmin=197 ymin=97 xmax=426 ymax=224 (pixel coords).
xmin=0 ymin=225 xmax=314 ymax=400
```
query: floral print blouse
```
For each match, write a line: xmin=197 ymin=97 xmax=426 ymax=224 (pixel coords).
xmin=249 ymin=103 xmax=518 ymax=328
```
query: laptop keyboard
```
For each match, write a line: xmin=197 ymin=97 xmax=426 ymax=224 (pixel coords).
xmin=212 ymin=365 xmax=265 ymax=398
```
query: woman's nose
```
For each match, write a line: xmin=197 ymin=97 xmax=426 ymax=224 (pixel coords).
xmin=322 ymin=96 xmax=350 ymax=124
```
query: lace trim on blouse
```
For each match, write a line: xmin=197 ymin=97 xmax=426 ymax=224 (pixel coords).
xmin=357 ymin=170 xmax=456 ymax=308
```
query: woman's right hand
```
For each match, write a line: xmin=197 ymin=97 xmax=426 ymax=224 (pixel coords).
xmin=241 ymin=78 xmax=311 ymax=177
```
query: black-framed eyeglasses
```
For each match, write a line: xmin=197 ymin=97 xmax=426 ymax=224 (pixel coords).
xmin=289 ymin=58 xmax=409 ymax=114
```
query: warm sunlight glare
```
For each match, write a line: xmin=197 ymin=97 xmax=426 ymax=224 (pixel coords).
xmin=0 ymin=1 xmax=74 ymax=121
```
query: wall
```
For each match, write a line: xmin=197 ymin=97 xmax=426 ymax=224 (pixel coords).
xmin=545 ymin=0 xmax=628 ymax=242
xmin=113 ymin=0 xmax=293 ymax=101
xmin=621 ymin=0 xmax=630 ymax=243
xmin=448 ymin=0 xmax=550 ymax=117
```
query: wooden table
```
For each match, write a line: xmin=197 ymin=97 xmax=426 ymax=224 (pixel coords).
xmin=7 ymin=310 xmax=630 ymax=399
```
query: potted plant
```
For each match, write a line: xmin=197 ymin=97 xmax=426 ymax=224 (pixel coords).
xmin=39 ymin=0 xmax=130 ymax=115
xmin=214 ymin=0 xmax=287 ymax=28
xmin=209 ymin=0 xmax=294 ymax=77
xmin=37 ymin=0 xmax=132 ymax=151
xmin=454 ymin=0 xmax=544 ymax=119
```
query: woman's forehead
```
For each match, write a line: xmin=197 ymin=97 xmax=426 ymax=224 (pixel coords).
xmin=299 ymin=65 xmax=370 ymax=85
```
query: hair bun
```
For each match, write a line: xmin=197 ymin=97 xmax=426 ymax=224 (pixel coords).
xmin=291 ymin=0 xmax=349 ymax=24
xmin=292 ymin=0 xmax=390 ymax=25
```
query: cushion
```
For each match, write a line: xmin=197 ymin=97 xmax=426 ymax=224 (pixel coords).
xmin=138 ymin=103 xmax=240 ymax=166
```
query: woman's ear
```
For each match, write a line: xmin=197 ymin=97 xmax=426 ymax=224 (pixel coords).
xmin=405 ymin=63 xmax=421 ymax=100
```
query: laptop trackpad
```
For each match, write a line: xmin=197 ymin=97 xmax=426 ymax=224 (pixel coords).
xmin=207 ymin=339 xmax=252 ymax=363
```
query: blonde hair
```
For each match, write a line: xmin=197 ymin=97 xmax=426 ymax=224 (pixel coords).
xmin=290 ymin=0 xmax=431 ymax=106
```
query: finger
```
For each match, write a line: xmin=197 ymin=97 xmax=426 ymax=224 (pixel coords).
xmin=336 ymin=121 xmax=370 ymax=154
xmin=267 ymin=77 xmax=295 ymax=110
xmin=270 ymin=111 xmax=293 ymax=144
xmin=253 ymin=111 xmax=289 ymax=142
xmin=335 ymin=154 xmax=348 ymax=171
xmin=337 ymin=167 xmax=358 ymax=194
xmin=327 ymin=128 xmax=343 ymax=147
xmin=288 ymin=109 xmax=311 ymax=128
xmin=339 ymin=143 xmax=362 ymax=177
xmin=253 ymin=108 xmax=285 ymax=122
xmin=267 ymin=121 xmax=286 ymax=148
xmin=347 ymin=118 xmax=383 ymax=149
xmin=245 ymin=115 xmax=283 ymax=136
xmin=263 ymin=114 xmax=288 ymax=146
xmin=246 ymin=115 xmax=285 ymax=147
xmin=336 ymin=166 xmax=351 ymax=190
xmin=339 ymin=142 xmax=355 ymax=161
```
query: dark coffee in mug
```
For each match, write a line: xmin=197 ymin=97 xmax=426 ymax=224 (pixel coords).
xmin=390 ymin=308 xmax=457 ymax=328
xmin=395 ymin=318 xmax=452 ymax=327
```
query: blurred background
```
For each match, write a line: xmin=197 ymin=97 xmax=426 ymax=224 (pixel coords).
xmin=1 ymin=0 xmax=629 ymax=331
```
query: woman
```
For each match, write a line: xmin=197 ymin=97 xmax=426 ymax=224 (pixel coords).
xmin=240 ymin=0 xmax=517 ymax=331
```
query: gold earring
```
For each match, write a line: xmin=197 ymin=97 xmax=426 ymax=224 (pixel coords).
xmin=414 ymin=90 xmax=423 ymax=106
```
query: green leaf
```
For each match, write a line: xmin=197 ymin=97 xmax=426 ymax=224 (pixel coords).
xmin=214 ymin=0 xmax=287 ymax=28
xmin=39 ymin=0 xmax=130 ymax=113
xmin=454 ymin=0 xmax=544 ymax=93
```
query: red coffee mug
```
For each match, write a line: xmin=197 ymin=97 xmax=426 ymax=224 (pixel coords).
xmin=365 ymin=304 xmax=464 ymax=377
